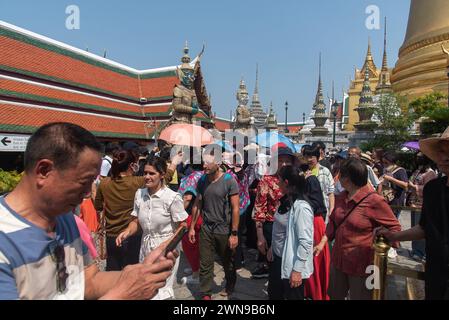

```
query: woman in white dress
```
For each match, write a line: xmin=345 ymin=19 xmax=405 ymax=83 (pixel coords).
xmin=116 ymin=156 xmax=188 ymax=300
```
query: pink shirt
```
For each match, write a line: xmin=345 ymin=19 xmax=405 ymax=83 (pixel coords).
xmin=74 ymin=215 xmax=98 ymax=259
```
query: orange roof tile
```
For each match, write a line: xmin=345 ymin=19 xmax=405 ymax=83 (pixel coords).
xmin=0 ymin=103 xmax=151 ymax=139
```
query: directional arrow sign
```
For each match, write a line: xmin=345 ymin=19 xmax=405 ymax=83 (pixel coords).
xmin=1 ymin=137 xmax=11 ymax=146
xmin=0 ymin=134 xmax=30 ymax=152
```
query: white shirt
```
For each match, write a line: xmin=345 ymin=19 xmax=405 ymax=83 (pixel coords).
xmin=100 ymin=155 xmax=112 ymax=177
xmin=132 ymin=186 xmax=188 ymax=256
xmin=132 ymin=186 xmax=187 ymax=300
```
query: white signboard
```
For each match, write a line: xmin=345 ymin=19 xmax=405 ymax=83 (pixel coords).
xmin=0 ymin=134 xmax=30 ymax=152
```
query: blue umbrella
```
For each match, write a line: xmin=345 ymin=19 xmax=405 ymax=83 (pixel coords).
xmin=213 ymin=140 xmax=234 ymax=152
xmin=252 ymin=132 xmax=297 ymax=152
xmin=294 ymin=143 xmax=306 ymax=152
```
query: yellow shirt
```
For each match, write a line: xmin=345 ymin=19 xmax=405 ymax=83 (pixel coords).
xmin=169 ymin=167 xmax=178 ymax=185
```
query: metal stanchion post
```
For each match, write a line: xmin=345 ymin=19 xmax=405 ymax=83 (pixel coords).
xmin=372 ymin=235 xmax=391 ymax=300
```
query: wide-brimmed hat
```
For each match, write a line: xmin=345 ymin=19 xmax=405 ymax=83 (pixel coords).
xmin=360 ymin=152 xmax=373 ymax=164
xmin=419 ymin=126 xmax=449 ymax=163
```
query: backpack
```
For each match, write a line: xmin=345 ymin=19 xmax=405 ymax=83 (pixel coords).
xmin=381 ymin=167 xmax=402 ymax=203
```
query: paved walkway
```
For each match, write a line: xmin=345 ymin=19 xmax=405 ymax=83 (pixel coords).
xmin=96 ymin=210 xmax=425 ymax=300
xmin=173 ymin=245 xmax=268 ymax=300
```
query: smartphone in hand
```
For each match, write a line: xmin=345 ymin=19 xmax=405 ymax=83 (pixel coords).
xmin=164 ymin=225 xmax=188 ymax=257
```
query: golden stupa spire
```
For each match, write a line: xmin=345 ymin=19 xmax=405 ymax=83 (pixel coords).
xmin=362 ymin=37 xmax=377 ymax=78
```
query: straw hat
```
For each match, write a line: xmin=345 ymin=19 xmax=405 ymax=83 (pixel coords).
xmin=360 ymin=152 xmax=373 ymax=164
xmin=419 ymin=126 xmax=449 ymax=163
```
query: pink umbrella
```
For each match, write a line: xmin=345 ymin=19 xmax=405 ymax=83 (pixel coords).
xmin=159 ymin=123 xmax=214 ymax=147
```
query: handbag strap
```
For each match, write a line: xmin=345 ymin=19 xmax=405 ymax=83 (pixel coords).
xmin=332 ymin=192 xmax=376 ymax=234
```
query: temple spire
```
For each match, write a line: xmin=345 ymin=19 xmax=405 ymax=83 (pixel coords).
xmin=254 ymin=64 xmax=259 ymax=96
xmin=362 ymin=37 xmax=376 ymax=76
xmin=367 ymin=37 xmax=372 ymax=60
xmin=354 ymin=56 xmax=377 ymax=132
xmin=381 ymin=17 xmax=388 ymax=72
xmin=376 ymin=17 xmax=393 ymax=94
xmin=250 ymin=64 xmax=268 ymax=128
xmin=314 ymin=53 xmax=325 ymax=109
xmin=311 ymin=53 xmax=328 ymax=136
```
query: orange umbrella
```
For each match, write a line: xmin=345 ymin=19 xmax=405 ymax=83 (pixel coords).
xmin=159 ymin=123 xmax=215 ymax=147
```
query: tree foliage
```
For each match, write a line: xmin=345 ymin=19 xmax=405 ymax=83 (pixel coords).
xmin=364 ymin=94 xmax=414 ymax=150
xmin=408 ymin=92 xmax=447 ymax=120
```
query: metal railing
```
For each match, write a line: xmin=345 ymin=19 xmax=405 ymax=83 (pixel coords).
xmin=372 ymin=205 xmax=426 ymax=300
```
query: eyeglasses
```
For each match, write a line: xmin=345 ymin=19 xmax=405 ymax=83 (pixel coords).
xmin=50 ymin=243 xmax=68 ymax=293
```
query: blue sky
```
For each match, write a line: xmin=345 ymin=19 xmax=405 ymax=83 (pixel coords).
xmin=0 ymin=0 xmax=411 ymax=121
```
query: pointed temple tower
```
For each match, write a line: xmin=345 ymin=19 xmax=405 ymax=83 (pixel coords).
xmin=346 ymin=39 xmax=381 ymax=131
xmin=266 ymin=102 xmax=278 ymax=131
xmin=250 ymin=64 xmax=268 ymax=129
xmin=311 ymin=53 xmax=329 ymax=136
xmin=376 ymin=18 xmax=393 ymax=95
xmin=354 ymin=64 xmax=378 ymax=132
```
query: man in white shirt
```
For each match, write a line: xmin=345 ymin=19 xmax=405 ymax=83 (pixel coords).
xmin=100 ymin=142 xmax=120 ymax=178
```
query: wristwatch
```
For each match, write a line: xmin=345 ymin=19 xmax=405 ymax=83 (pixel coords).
xmin=230 ymin=230 xmax=238 ymax=236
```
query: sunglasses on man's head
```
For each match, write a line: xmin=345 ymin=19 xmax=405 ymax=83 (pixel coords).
xmin=50 ymin=244 xmax=68 ymax=293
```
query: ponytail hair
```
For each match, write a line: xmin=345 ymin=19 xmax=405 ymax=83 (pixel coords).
xmin=110 ymin=149 xmax=138 ymax=179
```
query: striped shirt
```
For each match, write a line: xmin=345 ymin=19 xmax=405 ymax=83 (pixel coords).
xmin=0 ymin=196 xmax=92 ymax=300
xmin=313 ymin=165 xmax=335 ymax=216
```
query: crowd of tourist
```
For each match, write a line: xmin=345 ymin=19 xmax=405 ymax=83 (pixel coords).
xmin=1 ymin=122 xmax=448 ymax=300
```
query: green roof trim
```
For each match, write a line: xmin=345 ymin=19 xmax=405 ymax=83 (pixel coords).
xmin=0 ymin=123 xmax=36 ymax=134
xmin=140 ymin=70 xmax=177 ymax=79
xmin=0 ymin=123 xmax=148 ymax=139
xmin=0 ymin=26 xmax=177 ymax=79
xmin=144 ymin=95 xmax=173 ymax=102
xmin=0 ymin=88 xmax=143 ymax=117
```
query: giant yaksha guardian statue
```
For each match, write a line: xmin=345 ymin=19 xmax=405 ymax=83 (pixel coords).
xmin=170 ymin=42 xmax=199 ymax=124
xmin=235 ymin=78 xmax=254 ymax=130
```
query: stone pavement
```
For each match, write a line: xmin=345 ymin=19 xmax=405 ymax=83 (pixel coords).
xmin=173 ymin=245 xmax=268 ymax=300
xmin=171 ymin=210 xmax=426 ymax=300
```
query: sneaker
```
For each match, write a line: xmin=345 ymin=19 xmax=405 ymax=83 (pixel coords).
xmin=388 ymin=247 xmax=398 ymax=259
xmin=180 ymin=275 xmax=199 ymax=285
xmin=202 ymin=295 xmax=211 ymax=300
xmin=183 ymin=267 xmax=192 ymax=275
xmin=219 ymin=289 xmax=233 ymax=298
xmin=251 ymin=265 xmax=269 ymax=279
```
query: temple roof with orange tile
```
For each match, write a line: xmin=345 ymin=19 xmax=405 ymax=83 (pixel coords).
xmin=0 ymin=21 xmax=214 ymax=141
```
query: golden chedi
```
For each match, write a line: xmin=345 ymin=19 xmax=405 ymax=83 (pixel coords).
xmin=392 ymin=0 xmax=449 ymax=101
